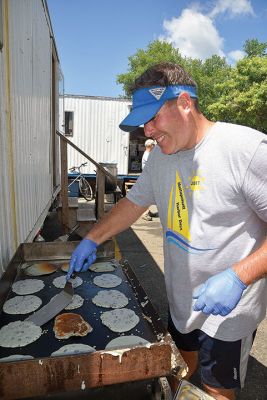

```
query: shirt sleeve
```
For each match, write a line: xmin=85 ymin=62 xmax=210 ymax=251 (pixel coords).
xmin=242 ymin=139 xmax=267 ymax=222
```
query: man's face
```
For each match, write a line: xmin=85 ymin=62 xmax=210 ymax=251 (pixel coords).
xmin=143 ymin=96 xmax=194 ymax=154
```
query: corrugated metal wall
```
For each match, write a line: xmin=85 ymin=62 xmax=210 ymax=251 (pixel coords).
xmin=0 ymin=36 xmax=14 ymax=272
xmin=0 ymin=0 xmax=58 ymax=274
xmin=60 ymin=96 xmax=130 ymax=175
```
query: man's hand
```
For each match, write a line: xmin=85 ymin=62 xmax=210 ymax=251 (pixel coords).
xmin=193 ymin=268 xmax=247 ymax=316
xmin=66 ymin=238 xmax=98 ymax=280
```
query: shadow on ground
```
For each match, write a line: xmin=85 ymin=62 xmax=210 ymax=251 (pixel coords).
xmin=237 ymin=355 xmax=267 ymax=400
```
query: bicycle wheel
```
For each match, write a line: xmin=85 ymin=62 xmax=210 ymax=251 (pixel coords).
xmin=79 ymin=177 xmax=94 ymax=201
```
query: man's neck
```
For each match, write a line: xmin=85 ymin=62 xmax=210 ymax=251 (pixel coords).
xmin=193 ymin=113 xmax=215 ymax=145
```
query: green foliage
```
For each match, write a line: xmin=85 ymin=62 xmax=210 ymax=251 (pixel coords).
xmin=117 ymin=40 xmax=183 ymax=96
xmin=207 ymin=57 xmax=267 ymax=132
xmin=117 ymin=39 xmax=267 ymax=132
xmin=243 ymin=39 xmax=267 ymax=57
xmin=183 ymin=55 xmax=231 ymax=118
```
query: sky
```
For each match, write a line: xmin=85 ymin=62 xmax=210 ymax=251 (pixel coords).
xmin=47 ymin=0 xmax=267 ymax=98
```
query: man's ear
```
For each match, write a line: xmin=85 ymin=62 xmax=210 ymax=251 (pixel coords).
xmin=178 ymin=92 xmax=191 ymax=110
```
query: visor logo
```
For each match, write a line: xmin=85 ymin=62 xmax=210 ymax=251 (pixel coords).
xmin=149 ymin=87 xmax=166 ymax=100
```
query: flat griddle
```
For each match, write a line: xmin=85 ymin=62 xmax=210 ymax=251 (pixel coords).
xmin=0 ymin=241 xmax=186 ymax=399
xmin=0 ymin=260 xmax=160 ymax=358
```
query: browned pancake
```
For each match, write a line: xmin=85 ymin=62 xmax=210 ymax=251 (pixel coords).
xmin=60 ymin=263 xmax=69 ymax=273
xmin=25 ymin=262 xmax=58 ymax=276
xmin=53 ymin=313 xmax=93 ymax=339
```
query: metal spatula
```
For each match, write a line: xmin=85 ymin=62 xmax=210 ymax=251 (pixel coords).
xmin=25 ymin=281 xmax=73 ymax=326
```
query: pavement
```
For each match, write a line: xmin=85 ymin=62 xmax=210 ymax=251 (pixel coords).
xmin=117 ymin=213 xmax=267 ymax=400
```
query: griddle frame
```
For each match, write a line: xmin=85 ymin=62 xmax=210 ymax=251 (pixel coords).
xmin=0 ymin=241 xmax=186 ymax=399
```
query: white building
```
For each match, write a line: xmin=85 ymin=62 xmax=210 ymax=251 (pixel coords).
xmin=60 ymin=95 xmax=147 ymax=176
xmin=0 ymin=0 xmax=61 ymax=273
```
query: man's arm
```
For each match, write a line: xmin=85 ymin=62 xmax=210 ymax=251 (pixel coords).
xmin=66 ymin=198 xmax=147 ymax=278
xmin=236 ymin=141 xmax=267 ymax=284
xmin=193 ymin=238 xmax=267 ymax=316
xmin=233 ymin=237 xmax=267 ymax=285
xmin=85 ymin=197 xmax=147 ymax=244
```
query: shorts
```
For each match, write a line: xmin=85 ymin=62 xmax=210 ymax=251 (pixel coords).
xmin=168 ymin=317 xmax=256 ymax=389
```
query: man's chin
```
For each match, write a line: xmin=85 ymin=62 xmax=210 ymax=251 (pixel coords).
xmin=159 ymin=146 xmax=176 ymax=155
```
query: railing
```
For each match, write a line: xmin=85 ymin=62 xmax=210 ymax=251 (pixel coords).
xmin=56 ymin=131 xmax=117 ymax=232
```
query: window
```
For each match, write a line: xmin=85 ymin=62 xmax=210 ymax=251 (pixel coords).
xmin=64 ymin=111 xmax=74 ymax=136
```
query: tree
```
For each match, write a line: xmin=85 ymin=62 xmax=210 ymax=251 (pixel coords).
xmin=184 ymin=55 xmax=231 ymax=118
xmin=117 ymin=40 xmax=183 ymax=97
xmin=208 ymin=56 xmax=267 ymax=132
xmin=244 ymin=39 xmax=267 ymax=58
xmin=117 ymin=39 xmax=266 ymax=132
xmin=116 ymin=41 xmax=231 ymax=117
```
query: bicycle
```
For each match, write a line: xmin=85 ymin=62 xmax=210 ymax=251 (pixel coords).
xmin=68 ymin=162 xmax=94 ymax=201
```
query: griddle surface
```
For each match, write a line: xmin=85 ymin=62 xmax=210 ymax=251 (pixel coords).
xmin=0 ymin=259 xmax=161 ymax=359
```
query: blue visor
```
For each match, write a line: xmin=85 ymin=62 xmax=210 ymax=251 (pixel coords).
xmin=119 ymin=85 xmax=197 ymax=132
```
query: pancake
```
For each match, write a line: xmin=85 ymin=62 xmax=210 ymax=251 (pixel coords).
xmin=65 ymin=294 xmax=84 ymax=310
xmin=93 ymin=274 xmax=122 ymax=288
xmin=53 ymin=313 xmax=93 ymax=339
xmin=92 ymin=290 xmax=128 ymax=309
xmin=24 ymin=262 xmax=57 ymax=276
xmin=12 ymin=279 xmax=45 ymax=295
xmin=3 ymin=295 xmax=42 ymax=315
xmin=51 ymin=343 xmax=95 ymax=357
xmin=52 ymin=275 xmax=83 ymax=289
xmin=50 ymin=293 xmax=84 ymax=310
xmin=0 ymin=354 xmax=34 ymax=362
xmin=60 ymin=263 xmax=69 ymax=273
xmin=100 ymin=308 xmax=140 ymax=333
xmin=90 ymin=261 xmax=116 ymax=273
xmin=0 ymin=321 xmax=42 ymax=348
xmin=105 ymin=335 xmax=150 ymax=350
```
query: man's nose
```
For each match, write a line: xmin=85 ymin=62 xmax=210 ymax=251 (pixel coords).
xmin=144 ymin=120 xmax=155 ymax=137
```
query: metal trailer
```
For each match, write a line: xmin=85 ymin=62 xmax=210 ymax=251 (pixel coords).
xmin=0 ymin=0 xmax=62 ymax=275
xmin=59 ymin=95 xmax=147 ymax=177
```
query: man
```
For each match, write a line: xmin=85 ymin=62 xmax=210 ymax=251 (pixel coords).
xmin=67 ymin=63 xmax=267 ymax=400
xmin=141 ymin=138 xmax=155 ymax=221
xmin=142 ymin=138 xmax=155 ymax=170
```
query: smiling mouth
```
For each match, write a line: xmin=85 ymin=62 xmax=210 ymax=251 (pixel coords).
xmin=153 ymin=134 xmax=165 ymax=144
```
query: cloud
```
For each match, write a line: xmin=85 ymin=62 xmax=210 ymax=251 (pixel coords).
xmin=209 ymin=0 xmax=255 ymax=18
xmin=227 ymin=50 xmax=245 ymax=64
xmin=160 ymin=0 xmax=255 ymax=61
xmin=160 ymin=8 xmax=224 ymax=60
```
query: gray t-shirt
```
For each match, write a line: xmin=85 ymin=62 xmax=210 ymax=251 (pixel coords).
xmin=127 ymin=122 xmax=267 ymax=341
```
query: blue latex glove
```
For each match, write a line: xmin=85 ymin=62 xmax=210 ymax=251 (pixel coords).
xmin=192 ymin=268 xmax=247 ymax=316
xmin=66 ymin=238 xmax=98 ymax=280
